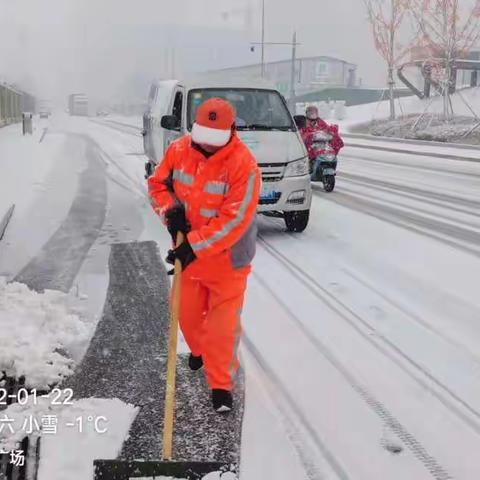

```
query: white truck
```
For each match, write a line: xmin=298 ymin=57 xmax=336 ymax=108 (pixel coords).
xmin=38 ymin=99 xmax=52 ymax=118
xmin=68 ymin=93 xmax=89 ymax=116
xmin=143 ymin=78 xmax=312 ymax=232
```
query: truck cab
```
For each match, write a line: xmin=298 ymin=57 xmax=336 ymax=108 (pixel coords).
xmin=143 ymin=79 xmax=312 ymax=232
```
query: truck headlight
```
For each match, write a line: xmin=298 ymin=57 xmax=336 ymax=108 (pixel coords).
xmin=284 ymin=157 xmax=309 ymax=177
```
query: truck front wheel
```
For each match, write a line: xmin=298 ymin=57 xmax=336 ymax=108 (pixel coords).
xmin=284 ymin=210 xmax=310 ymax=233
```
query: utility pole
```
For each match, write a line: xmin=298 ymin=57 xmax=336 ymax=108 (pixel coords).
xmin=289 ymin=31 xmax=297 ymax=111
xmin=251 ymin=33 xmax=301 ymax=107
xmin=164 ymin=49 xmax=169 ymax=78
xmin=261 ymin=0 xmax=266 ymax=77
xmin=388 ymin=0 xmax=395 ymax=120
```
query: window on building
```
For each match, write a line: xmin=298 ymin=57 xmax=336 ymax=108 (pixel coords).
xmin=315 ymin=62 xmax=329 ymax=81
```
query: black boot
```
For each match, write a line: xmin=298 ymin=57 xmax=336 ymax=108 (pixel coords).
xmin=212 ymin=389 xmax=233 ymax=413
xmin=188 ymin=353 xmax=203 ymax=371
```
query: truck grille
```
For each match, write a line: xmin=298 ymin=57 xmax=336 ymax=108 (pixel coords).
xmin=259 ymin=162 xmax=286 ymax=183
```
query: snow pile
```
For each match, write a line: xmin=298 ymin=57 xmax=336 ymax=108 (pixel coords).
xmin=0 ymin=278 xmax=89 ymax=388
xmin=365 ymin=114 xmax=480 ymax=143
xmin=338 ymin=86 xmax=480 ymax=134
xmin=0 ymin=396 xmax=137 ymax=480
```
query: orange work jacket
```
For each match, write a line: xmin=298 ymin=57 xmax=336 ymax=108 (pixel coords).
xmin=148 ymin=134 xmax=261 ymax=268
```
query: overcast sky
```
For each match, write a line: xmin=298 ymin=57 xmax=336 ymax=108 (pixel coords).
xmin=0 ymin=0 xmax=385 ymax=104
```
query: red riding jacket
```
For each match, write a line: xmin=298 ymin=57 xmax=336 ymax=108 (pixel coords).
xmin=300 ymin=119 xmax=344 ymax=159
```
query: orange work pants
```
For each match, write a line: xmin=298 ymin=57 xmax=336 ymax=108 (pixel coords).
xmin=177 ymin=252 xmax=250 ymax=390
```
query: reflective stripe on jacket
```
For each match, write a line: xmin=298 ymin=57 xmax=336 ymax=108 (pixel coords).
xmin=148 ymin=134 xmax=261 ymax=267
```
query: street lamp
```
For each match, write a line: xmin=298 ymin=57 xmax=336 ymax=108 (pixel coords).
xmin=247 ymin=0 xmax=266 ymax=77
xmin=250 ymin=32 xmax=300 ymax=111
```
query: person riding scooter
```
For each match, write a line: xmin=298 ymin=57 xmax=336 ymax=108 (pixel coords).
xmin=299 ymin=105 xmax=344 ymax=165
xmin=299 ymin=105 xmax=344 ymax=191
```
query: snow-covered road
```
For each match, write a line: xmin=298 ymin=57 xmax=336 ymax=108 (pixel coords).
xmin=242 ymin=145 xmax=480 ymax=479
xmin=2 ymin=115 xmax=480 ymax=479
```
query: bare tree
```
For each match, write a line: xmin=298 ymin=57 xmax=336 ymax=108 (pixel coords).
xmin=409 ymin=0 xmax=480 ymax=119
xmin=364 ymin=0 xmax=414 ymax=119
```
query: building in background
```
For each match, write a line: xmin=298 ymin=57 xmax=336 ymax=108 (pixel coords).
xmin=207 ymin=55 xmax=400 ymax=107
xmin=209 ymin=56 xmax=357 ymax=98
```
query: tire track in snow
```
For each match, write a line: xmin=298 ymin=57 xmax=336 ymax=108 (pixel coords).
xmin=339 ymin=266 xmax=480 ymax=366
xmin=314 ymin=189 xmax=480 ymax=258
xmin=89 ymin=118 xmax=142 ymax=138
xmin=250 ymin=268 xmax=452 ymax=480
xmin=102 ymin=118 xmax=142 ymax=132
xmin=243 ymin=335 xmax=349 ymax=480
xmin=266 ymin=215 xmax=480 ymax=370
xmin=81 ymin=131 xmax=148 ymax=200
xmin=258 ymin=236 xmax=480 ymax=435
xmin=14 ymin=136 xmax=107 ymax=292
xmin=339 ymin=171 xmax=480 ymax=214
xmin=335 ymin=183 xmax=480 ymax=235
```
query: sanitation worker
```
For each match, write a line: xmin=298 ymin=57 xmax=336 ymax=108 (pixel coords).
xmin=148 ymin=98 xmax=261 ymax=413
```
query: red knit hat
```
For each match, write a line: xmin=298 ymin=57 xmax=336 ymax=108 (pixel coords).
xmin=192 ymin=98 xmax=236 ymax=147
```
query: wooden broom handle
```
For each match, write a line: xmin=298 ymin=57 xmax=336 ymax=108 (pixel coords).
xmin=162 ymin=231 xmax=184 ymax=460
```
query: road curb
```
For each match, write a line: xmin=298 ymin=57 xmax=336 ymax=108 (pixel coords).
xmin=343 ymin=132 xmax=480 ymax=151
xmin=345 ymin=141 xmax=480 ymax=163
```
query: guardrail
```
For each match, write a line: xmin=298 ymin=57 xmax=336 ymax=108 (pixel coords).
xmin=0 ymin=205 xmax=15 ymax=242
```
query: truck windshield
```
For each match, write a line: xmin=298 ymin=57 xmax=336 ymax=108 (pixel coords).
xmin=187 ymin=88 xmax=295 ymax=131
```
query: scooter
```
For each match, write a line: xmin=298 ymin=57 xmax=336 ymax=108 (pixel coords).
xmin=310 ymin=131 xmax=337 ymax=192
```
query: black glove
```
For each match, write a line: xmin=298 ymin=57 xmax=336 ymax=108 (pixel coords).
xmin=166 ymin=239 xmax=197 ymax=271
xmin=165 ymin=205 xmax=190 ymax=242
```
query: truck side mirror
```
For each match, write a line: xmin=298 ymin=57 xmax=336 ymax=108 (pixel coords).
xmin=161 ymin=115 xmax=178 ymax=130
xmin=293 ymin=115 xmax=306 ymax=129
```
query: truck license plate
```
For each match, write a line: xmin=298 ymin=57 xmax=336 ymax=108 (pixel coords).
xmin=260 ymin=184 xmax=278 ymax=200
